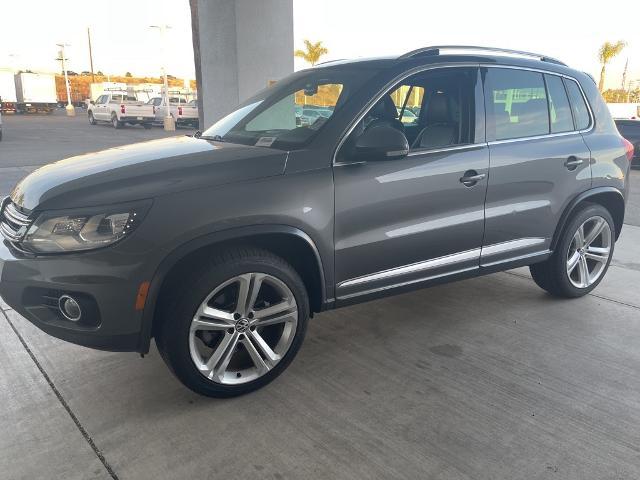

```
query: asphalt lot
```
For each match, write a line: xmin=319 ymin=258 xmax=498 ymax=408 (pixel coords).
xmin=1 ymin=112 xmax=640 ymax=479
xmin=0 ymin=109 xmax=195 ymax=198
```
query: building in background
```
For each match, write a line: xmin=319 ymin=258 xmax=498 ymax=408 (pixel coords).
xmin=189 ymin=0 xmax=293 ymax=128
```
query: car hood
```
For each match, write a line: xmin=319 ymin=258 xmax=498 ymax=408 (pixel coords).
xmin=10 ymin=136 xmax=288 ymax=211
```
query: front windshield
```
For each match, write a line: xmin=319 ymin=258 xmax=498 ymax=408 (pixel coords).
xmin=201 ymin=69 xmax=373 ymax=149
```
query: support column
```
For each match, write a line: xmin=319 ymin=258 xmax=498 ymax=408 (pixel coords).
xmin=190 ymin=0 xmax=294 ymax=129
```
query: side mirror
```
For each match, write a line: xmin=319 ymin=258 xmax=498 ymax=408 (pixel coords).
xmin=89 ymin=100 xmax=95 ymax=105
xmin=353 ymin=123 xmax=409 ymax=161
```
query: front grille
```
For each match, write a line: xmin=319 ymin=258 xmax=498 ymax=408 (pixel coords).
xmin=0 ymin=198 xmax=32 ymax=244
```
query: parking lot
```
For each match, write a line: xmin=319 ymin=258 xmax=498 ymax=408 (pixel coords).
xmin=2 ymin=112 xmax=640 ymax=479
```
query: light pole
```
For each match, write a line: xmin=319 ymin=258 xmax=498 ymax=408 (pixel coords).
xmin=56 ymin=43 xmax=75 ymax=117
xmin=150 ymin=24 xmax=174 ymax=131
xmin=87 ymin=28 xmax=95 ymax=83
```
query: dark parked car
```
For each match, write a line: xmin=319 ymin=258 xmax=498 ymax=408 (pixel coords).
xmin=615 ymin=119 xmax=640 ymax=168
xmin=0 ymin=46 xmax=633 ymax=397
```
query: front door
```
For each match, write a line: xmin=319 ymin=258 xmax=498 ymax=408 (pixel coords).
xmin=94 ymin=95 xmax=109 ymax=121
xmin=333 ymin=67 xmax=489 ymax=301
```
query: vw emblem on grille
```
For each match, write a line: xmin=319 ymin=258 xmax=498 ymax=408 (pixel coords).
xmin=235 ymin=318 xmax=250 ymax=333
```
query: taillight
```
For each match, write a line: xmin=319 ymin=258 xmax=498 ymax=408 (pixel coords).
xmin=623 ymin=137 xmax=634 ymax=162
xmin=120 ymin=104 xmax=125 ymax=114
xmin=178 ymin=106 xmax=183 ymax=116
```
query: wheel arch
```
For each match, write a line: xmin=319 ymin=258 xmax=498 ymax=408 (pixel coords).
xmin=551 ymin=187 xmax=625 ymax=251
xmin=137 ymin=225 xmax=328 ymax=353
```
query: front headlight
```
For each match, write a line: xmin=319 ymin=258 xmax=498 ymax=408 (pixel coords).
xmin=22 ymin=201 xmax=151 ymax=253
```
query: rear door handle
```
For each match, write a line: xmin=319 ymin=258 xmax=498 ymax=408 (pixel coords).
xmin=564 ymin=156 xmax=584 ymax=170
xmin=460 ymin=170 xmax=486 ymax=187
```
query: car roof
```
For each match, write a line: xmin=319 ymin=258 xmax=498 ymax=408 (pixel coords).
xmin=312 ymin=46 xmax=582 ymax=79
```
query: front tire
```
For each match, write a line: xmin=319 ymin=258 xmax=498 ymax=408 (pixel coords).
xmin=88 ymin=112 xmax=96 ymax=125
xmin=156 ymin=247 xmax=309 ymax=397
xmin=530 ymin=203 xmax=615 ymax=298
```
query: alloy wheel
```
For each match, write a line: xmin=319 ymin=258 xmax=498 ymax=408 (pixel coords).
xmin=188 ymin=273 xmax=298 ymax=385
xmin=566 ymin=215 xmax=612 ymax=288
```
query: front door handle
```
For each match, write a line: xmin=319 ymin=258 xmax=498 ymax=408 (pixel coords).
xmin=564 ymin=156 xmax=584 ymax=170
xmin=460 ymin=170 xmax=486 ymax=187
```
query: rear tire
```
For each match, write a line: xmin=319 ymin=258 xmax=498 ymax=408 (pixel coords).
xmin=156 ymin=247 xmax=310 ymax=397
xmin=142 ymin=123 xmax=152 ymax=129
xmin=111 ymin=113 xmax=122 ymax=129
xmin=529 ymin=203 xmax=615 ymax=298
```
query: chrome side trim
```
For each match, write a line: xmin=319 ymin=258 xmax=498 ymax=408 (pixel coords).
xmin=338 ymin=248 xmax=480 ymax=289
xmin=481 ymin=250 xmax=551 ymax=268
xmin=338 ymin=237 xmax=547 ymax=290
xmin=480 ymin=237 xmax=546 ymax=257
xmin=337 ymin=266 xmax=478 ymax=301
xmin=487 ymin=130 xmax=581 ymax=146
xmin=406 ymin=143 xmax=483 ymax=157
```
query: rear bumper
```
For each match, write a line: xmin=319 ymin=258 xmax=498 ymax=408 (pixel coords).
xmin=0 ymin=241 xmax=149 ymax=352
xmin=120 ymin=116 xmax=154 ymax=123
xmin=176 ymin=117 xmax=198 ymax=125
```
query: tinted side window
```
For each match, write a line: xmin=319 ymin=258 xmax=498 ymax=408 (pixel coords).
xmin=563 ymin=79 xmax=591 ymax=130
xmin=545 ymin=75 xmax=573 ymax=133
xmin=485 ymin=68 xmax=549 ymax=140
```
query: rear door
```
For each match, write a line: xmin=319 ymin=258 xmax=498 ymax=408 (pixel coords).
xmin=334 ymin=67 xmax=489 ymax=301
xmin=481 ymin=67 xmax=592 ymax=267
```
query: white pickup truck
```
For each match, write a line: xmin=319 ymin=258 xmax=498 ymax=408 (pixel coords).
xmin=148 ymin=93 xmax=199 ymax=128
xmin=87 ymin=90 xmax=155 ymax=129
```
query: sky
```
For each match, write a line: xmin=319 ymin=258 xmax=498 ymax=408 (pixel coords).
xmin=0 ymin=0 xmax=638 ymax=90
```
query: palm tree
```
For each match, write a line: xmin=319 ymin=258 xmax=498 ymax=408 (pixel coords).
xmin=598 ymin=40 xmax=626 ymax=92
xmin=294 ymin=40 xmax=328 ymax=66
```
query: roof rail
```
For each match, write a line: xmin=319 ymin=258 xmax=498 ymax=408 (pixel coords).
xmin=314 ymin=58 xmax=347 ymax=66
xmin=398 ymin=45 xmax=566 ymax=66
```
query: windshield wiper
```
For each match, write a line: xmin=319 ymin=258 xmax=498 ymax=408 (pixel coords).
xmin=197 ymin=134 xmax=227 ymax=142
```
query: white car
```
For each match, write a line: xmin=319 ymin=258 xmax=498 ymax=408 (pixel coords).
xmin=87 ymin=90 xmax=155 ymax=129
xmin=147 ymin=95 xmax=199 ymax=128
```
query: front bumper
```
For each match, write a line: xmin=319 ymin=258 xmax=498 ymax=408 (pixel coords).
xmin=0 ymin=240 xmax=149 ymax=352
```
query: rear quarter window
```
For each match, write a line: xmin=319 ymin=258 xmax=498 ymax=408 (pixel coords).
xmin=563 ymin=79 xmax=591 ymax=130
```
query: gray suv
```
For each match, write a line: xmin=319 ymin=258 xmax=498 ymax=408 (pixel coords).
xmin=0 ymin=46 xmax=633 ymax=397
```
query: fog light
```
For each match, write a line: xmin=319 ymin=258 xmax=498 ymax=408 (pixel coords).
xmin=59 ymin=295 xmax=82 ymax=322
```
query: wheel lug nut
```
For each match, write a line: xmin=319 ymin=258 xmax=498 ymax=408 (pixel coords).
xmin=250 ymin=325 xmax=256 ymax=331
xmin=233 ymin=313 xmax=241 ymax=320
xmin=227 ymin=328 xmax=234 ymax=334
xmin=248 ymin=312 xmax=254 ymax=319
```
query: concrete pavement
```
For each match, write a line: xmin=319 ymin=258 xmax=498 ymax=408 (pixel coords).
xmin=2 ymin=224 xmax=640 ymax=479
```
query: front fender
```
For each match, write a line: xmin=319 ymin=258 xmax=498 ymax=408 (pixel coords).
xmin=137 ymin=224 xmax=328 ymax=353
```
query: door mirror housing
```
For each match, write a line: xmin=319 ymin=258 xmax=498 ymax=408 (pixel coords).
xmin=89 ymin=100 xmax=95 ymax=105
xmin=353 ymin=123 xmax=409 ymax=161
